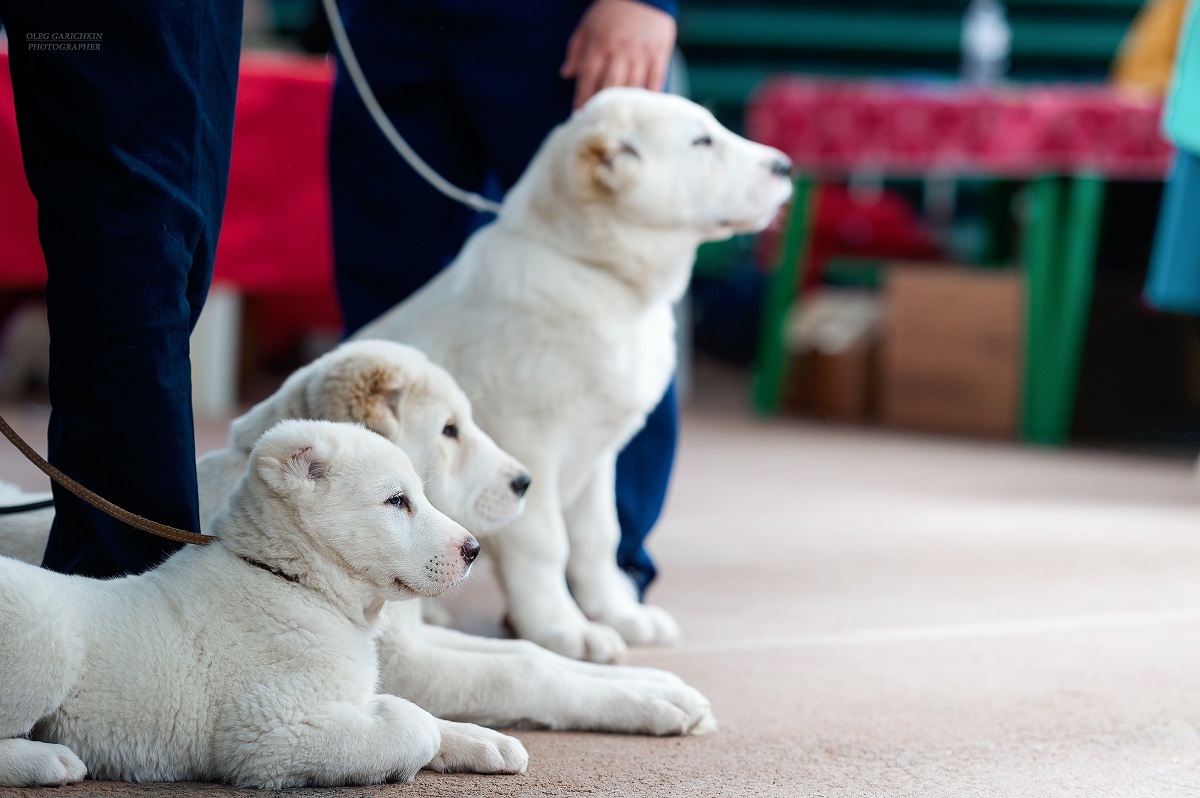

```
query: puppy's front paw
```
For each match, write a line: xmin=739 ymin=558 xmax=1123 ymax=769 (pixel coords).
xmin=604 ymin=603 xmax=680 ymax=647
xmin=427 ymin=721 xmax=528 ymax=775
xmin=535 ymin=619 xmax=628 ymax=664
xmin=0 ymin=740 xmax=87 ymax=787
xmin=627 ymin=677 xmax=716 ymax=736
xmin=371 ymin=694 xmax=442 ymax=783
xmin=688 ymin=707 xmax=719 ymax=735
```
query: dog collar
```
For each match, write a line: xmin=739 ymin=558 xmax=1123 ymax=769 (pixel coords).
xmin=241 ymin=556 xmax=300 ymax=584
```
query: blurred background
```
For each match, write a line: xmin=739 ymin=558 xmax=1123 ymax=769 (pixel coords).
xmin=0 ymin=0 xmax=1196 ymax=456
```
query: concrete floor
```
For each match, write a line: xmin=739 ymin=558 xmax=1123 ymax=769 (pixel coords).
xmin=2 ymin=368 xmax=1200 ymax=797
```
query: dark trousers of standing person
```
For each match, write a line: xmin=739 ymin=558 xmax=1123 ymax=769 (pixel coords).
xmin=0 ymin=2 xmax=243 ymax=578
xmin=329 ymin=0 xmax=677 ymax=596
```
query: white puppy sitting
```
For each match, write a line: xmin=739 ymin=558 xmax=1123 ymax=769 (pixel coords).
xmin=0 ymin=419 xmax=526 ymax=788
xmin=356 ymin=87 xmax=793 ymax=662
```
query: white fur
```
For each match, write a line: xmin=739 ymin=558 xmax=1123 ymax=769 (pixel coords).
xmin=0 ymin=340 xmax=716 ymax=739
xmin=224 ymin=343 xmax=717 ymax=735
xmin=0 ymin=420 xmax=527 ymax=787
xmin=200 ymin=340 xmax=529 ymax=537
xmin=355 ymin=87 xmax=793 ymax=662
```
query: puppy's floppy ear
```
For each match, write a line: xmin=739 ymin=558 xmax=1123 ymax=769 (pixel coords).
xmin=577 ymin=132 xmax=641 ymax=194
xmin=350 ymin=363 xmax=404 ymax=434
xmin=316 ymin=356 xmax=404 ymax=434
xmin=257 ymin=444 xmax=328 ymax=496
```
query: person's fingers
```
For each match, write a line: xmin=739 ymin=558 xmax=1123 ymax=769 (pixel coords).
xmin=624 ymin=57 xmax=654 ymax=92
xmin=646 ymin=51 xmax=669 ymax=92
xmin=601 ymin=56 xmax=634 ymax=91
xmin=574 ymin=53 xmax=608 ymax=109
xmin=561 ymin=31 xmax=584 ymax=78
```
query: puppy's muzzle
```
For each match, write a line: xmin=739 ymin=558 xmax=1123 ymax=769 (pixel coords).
xmin=770 ymin=157 xmax=792 ymax=178
xmin=509 ymin=472 xmax=531 ymax=498
xmin=460 ymin=536 xmax=481 ymax=564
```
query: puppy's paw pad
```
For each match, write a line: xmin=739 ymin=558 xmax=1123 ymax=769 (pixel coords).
xmin=495 ymin=736 xmax=530 ymax=774
xmin=1 ymin=743 xmax=87 ymax=787
xmin=430 ymin=723 xmax=528 ymax=775
xmin=608 ymin=604 xmax=680 ymax=646
xmin=688 ymin=708 xmax=719 ymax=736
xmin=57 ymin=751 xmax=87 ymax=782
xmin=660 ymin=683 xmax=714 ymax=733
xmin=617 ymin=680 xmax=715 ymax=736
xmin=538 ymin=621 xmax=627 ymax=663
xmin=580 ymin=622 xmax=628 ymax=664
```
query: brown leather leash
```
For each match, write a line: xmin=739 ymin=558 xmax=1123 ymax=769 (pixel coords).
xmin=0 ymin=411 xmax=211 ymax=546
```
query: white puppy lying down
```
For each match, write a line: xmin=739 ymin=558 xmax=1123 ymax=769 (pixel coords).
xmin=355 ymin=87 xmax=794 ymax=663
xmin=0 ymin=340 xmax=715 ymax=736
xmin=0 ymin=420 xmax=527 ymax=788
xmin=221 ymin=341 xmax=715 ymax=736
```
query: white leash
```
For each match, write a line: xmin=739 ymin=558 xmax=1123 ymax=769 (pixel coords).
xmin=319 ymin=0 xmax=503 ymax=215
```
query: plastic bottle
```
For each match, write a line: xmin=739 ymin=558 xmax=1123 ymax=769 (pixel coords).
xmin=961 ymin=0 xmax=1012 ymax=85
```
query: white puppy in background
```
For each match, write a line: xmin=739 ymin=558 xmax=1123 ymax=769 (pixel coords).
xmin=0 ymin=420 xmax=526 ymax=788
xmin=356 ymin=87 xmax=793 ymax=663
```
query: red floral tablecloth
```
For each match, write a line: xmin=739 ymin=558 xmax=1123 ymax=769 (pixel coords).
xmin=747 ymin=78 xmax=1174 ymax=179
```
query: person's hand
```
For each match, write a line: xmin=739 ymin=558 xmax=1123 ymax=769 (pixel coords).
xmin=560 ymin=0 xmax=678 ymax=110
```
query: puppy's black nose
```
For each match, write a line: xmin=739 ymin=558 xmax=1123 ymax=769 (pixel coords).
xmin=510 ymin=472 xmax=531 ymax=498
xmin=460 ymin=537 xmax=481 ymax=564
xmin=770 ymin=157 xmax=792 ymax=178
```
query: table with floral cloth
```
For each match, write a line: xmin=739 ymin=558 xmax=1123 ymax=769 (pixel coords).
xmin=745 ymin=77 xmax=1173 ymax=444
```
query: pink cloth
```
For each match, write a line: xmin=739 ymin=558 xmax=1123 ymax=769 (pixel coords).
xmin=747 ymin=78 xmax=1174 ymax=179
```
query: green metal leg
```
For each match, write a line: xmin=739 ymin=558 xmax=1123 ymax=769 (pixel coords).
xmin=1021 ymin=176 xmax=1063 ymax=443
xmin=751 ymin=176 xmax=817 ymax=415
xmin=748 ymin=177 xmax=816 ymax=412
xmin=1049 ymin=174 xmax=1105 ymax=442
xmin=1020 ymin=174 xmax=1106 ymax=445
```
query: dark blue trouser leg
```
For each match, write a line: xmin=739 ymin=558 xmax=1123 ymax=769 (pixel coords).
xmin=615 ymin=381 xmax=678 ymax=596
xmin=0 ymin=1 xmax=243 ymax=577
xmin=330 ymin=0 xmax=677 ymax=593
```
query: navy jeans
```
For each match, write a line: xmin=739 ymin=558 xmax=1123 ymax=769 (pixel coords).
xmin=0 ymin=1 xmax=242 ymax=577
xmin=329 ymin=0 xmax=678 ymax=595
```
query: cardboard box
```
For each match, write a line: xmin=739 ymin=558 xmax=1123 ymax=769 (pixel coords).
xmin=879 ymin=264 xmax=1024 ymax=437
xmin=786 ymin=340 xmax=876 ymax=422
xmin=783 ymin=288 xmax=882 ymax=423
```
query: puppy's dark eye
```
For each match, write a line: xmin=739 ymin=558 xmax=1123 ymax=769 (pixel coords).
xmin=442 ymin=423 xmax=459 ymax=440
xmin=692 ymin=135 xmax=713 ymax=147
xmin=385 ymin=492 xmax=411 ymax=511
